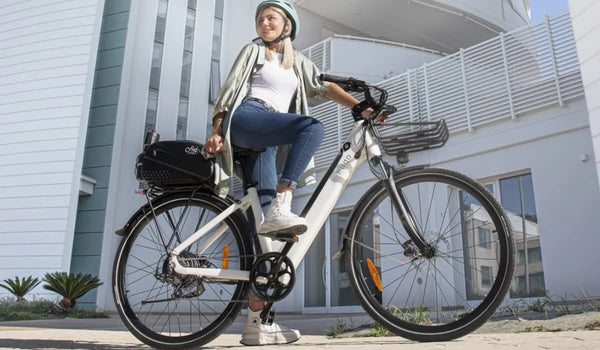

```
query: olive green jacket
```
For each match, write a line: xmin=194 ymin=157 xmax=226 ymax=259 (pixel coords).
xmin=210 ymin=42 xmax=330 ymax=198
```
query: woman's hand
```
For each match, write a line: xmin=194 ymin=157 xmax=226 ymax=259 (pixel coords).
xmin=362 ymin=108 xmax=374 ymax=119
xmin=362 ymin=107 xmax=391 ymax=123
xmin=325 ymin=84 xmax=391 ymax=122
xmin=205 ymin=134 xmax=223 ymax=154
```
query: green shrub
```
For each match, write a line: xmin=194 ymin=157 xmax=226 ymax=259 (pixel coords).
xmin=0 ymin=298 xmax=108 ymax=321
xmin=0 ymin=276 xmax=41 ymax=302
xmin=369 ymin=324 xmax=390 ymax=337
xmin=42 ymin=272 xmax=103 ymax=312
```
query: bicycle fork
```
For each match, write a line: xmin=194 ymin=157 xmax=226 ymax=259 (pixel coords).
xmin=371 ymin=156 xmax=435 ymax=259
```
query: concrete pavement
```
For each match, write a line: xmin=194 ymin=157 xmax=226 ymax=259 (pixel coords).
xmin=1 ymin=313 xmax=599 ymax=349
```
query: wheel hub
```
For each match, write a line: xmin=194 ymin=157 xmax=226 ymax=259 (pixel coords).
xmin=155 ymin=252 xmax=213 ymax=297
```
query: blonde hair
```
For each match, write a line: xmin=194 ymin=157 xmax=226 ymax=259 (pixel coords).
xmin=257 ymin=7 xmax=294 ymax=69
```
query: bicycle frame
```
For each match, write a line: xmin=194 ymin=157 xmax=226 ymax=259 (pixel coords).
xmin=170 ymin=118 xmax=385 ymax=282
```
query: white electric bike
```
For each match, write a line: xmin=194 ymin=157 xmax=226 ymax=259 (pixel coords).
xmin=112 ymin=74 xmax=514 ymax=349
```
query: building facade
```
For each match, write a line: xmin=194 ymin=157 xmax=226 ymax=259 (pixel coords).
xmin=1 ymin=0 xmax=598 ymax=313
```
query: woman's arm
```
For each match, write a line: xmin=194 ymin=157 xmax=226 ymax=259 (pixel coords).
xmin=324 ymin=83 xmax=372 ymax=118
xmin=206 ymin=43 xmax=257 ymax=154
xmin=205 ymin=111 xmax=226 ymax=154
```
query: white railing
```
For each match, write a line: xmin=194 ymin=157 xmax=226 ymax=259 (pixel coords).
xmin=302 ymin=38 xmax=332 ymax=73
xmin=311 ymin=12 xmax=584 ymax=169
xmin=301 ymin=35 xmax=445 ymax=73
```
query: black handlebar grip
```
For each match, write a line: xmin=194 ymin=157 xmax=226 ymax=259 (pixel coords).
xmin=319 ymin=73 xmax=345 ymax=83
xmin=319 ymin=73 xmax=366 ymax=87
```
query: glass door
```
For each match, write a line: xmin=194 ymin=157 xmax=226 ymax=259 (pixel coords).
xmin=304 ymin=209 xmax=361 ymax=312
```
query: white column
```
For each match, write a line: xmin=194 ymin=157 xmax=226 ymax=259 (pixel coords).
xmin=569 ymin=0 xmax=600 ymax=187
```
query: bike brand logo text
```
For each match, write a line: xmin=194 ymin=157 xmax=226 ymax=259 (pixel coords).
xmin=185 ymin=146 xmax=201 ymax=155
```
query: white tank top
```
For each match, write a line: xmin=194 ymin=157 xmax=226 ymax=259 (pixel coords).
xmin=247 ymin=52 xmax=298 ymax=112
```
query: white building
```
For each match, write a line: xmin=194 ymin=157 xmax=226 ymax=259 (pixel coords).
xmin=0 ymin=0 xmax=598 ymax=314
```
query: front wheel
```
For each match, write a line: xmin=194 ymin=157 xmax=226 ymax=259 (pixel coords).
xmin=113 ymin=191 xmax=253 ymax=349
xmin=345 ymin=167 xmax=514 ymax=341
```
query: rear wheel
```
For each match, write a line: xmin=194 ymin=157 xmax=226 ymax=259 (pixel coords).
xmin=113 ymin=192 xmax=253 ymax=349
xmin=346 ymin=167 xmax=514 ymax=341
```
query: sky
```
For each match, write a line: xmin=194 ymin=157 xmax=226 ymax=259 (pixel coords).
xmin=529 ymin=0 xmax=570 ymax=22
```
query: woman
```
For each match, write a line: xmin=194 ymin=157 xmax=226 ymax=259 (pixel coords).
xmin=205 ymin=0 xmax=373 ymax=345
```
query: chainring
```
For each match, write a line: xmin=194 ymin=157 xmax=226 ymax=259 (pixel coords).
xmin=249 ymin=252 xmax=295 ymax=302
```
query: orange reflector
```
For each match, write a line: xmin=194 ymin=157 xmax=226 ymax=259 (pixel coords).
xmin=223 ymin=244 xmax=230 ymax=269
xmin=367 ymin=258 xmax=382 ymax=292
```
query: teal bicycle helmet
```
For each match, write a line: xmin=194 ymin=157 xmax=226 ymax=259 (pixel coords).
xmin=255 ymin=0 xmax=300 ymax=43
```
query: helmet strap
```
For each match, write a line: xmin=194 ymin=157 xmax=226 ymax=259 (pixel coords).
xmin=261 ymin=18 xmax=291 ymax=47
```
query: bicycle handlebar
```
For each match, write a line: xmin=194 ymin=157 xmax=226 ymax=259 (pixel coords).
xmin=319 ymin=73 xmax=397 ymax=121
xmin=320 ymin=73 xmax=367 ymax=91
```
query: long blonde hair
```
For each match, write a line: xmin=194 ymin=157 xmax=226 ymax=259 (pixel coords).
xmin=257 ymin=6 xmax=294 ymax=69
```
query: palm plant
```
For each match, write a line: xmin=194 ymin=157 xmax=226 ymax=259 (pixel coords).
xmin=42 ymin=272 xmax=103 ymax=312
xmin=0 ymin=276 xmax=41 ymax=302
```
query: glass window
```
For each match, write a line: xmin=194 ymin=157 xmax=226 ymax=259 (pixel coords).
xmin=144 ymin=0 xmax=169 ymax=135
xmin=145 ymin=89 xmax=158 ymax=134
xmin=460 ymin=190 xmax=501 ymax=300
xmin=527 ymin=247 xmax=542 ymax=263
xmin=330 ymin=211 xmax=359 ymax=307
xmin=177 ymin=0 xmax=197 ymax=140
xmin=517 ymin=250 xmax=525 ymax=266
xmin=529 ymin=272 xmax=546 ymax=296
xmin=214 ymin=0 xmax=224 ymax=19
xmin=209 ymin=59 xmax=221 ymax=104
xmin=304 ymin=225 xmax=326 ymax=308
xmin=155 ymin=0 xmax=168 ymax=43
xmin=207 ymin=1 xmax=224 ymax=135
xmin=500 ymin=173 xmax=546 ymax=298
xmin=183 ymin=9 xmax=196 ymax=52
xmin=176 ymin=98 xmax=189 ymax=140
xmin=180 ymin=51 xmax=193 ymax=98
xmin=149 ymin=42 xmax=164 ymax=90
xmin=478 ymin=227 xmax=491 ymax=249
xmin=481 ymin=266 xmax=493 ymax=287
xmin=212 ymin=19 xmax=222 ymax=60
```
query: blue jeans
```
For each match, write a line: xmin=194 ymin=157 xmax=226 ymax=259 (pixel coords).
xmin=230 ymin=100 xmax=324 ymax=208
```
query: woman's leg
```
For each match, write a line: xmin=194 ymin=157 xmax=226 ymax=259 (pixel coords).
xmin=231 ymin=101 xmax=308 ymax=344
xmin=230 ymin=101 xmax=323 ymax=237
xmin=230 ymin=100 xmax=324 ymax=189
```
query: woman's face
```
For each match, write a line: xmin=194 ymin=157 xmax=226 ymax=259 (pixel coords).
xmin=256 ymin=7 xmax=288 ymax=42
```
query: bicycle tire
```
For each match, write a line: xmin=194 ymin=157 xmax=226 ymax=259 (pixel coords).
xmin=345 ymin=167 xmax=514 ymax=341
xmin=113 ymin=191 xmax=253 ymax=349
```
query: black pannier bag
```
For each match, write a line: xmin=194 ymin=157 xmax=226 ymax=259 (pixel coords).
xmin=136 ymin=139 xmax=214 ymax=188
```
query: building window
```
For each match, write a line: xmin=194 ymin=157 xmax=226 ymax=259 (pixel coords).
xmin=209 ymin=10 xmax=223 ymax=103
xmin=176 ymin=0 xmax=197 ymax=139
xmin=481 ymin=266 xmax=493 ymax=287
xmin=329 ymin=210 xmax=360 ymax=307
xmin=144 ymin=0 xmax=168 ymax=134
xmin=500 ymin=173 xmax=546 ymax=298
xmin=207 ymin=0 xmax=224 ymax=134
xmin=460 ymin=187 xmax=501 ymax=300
xmin=478 ymin=227 xmax=491 ymax=249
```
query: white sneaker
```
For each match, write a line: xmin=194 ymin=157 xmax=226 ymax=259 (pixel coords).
xmin=240 ymin=309 xmax=301 ymax=346
xmin=258 ymin=191 xmax=307 ymax=238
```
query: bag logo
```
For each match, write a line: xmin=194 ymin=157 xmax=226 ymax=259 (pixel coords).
xmin=185 ymin=145 xmax=201 ymax=155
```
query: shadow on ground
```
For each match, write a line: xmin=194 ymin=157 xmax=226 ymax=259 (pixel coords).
xmin=0 ymin=339 xmax=146 ymax=349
